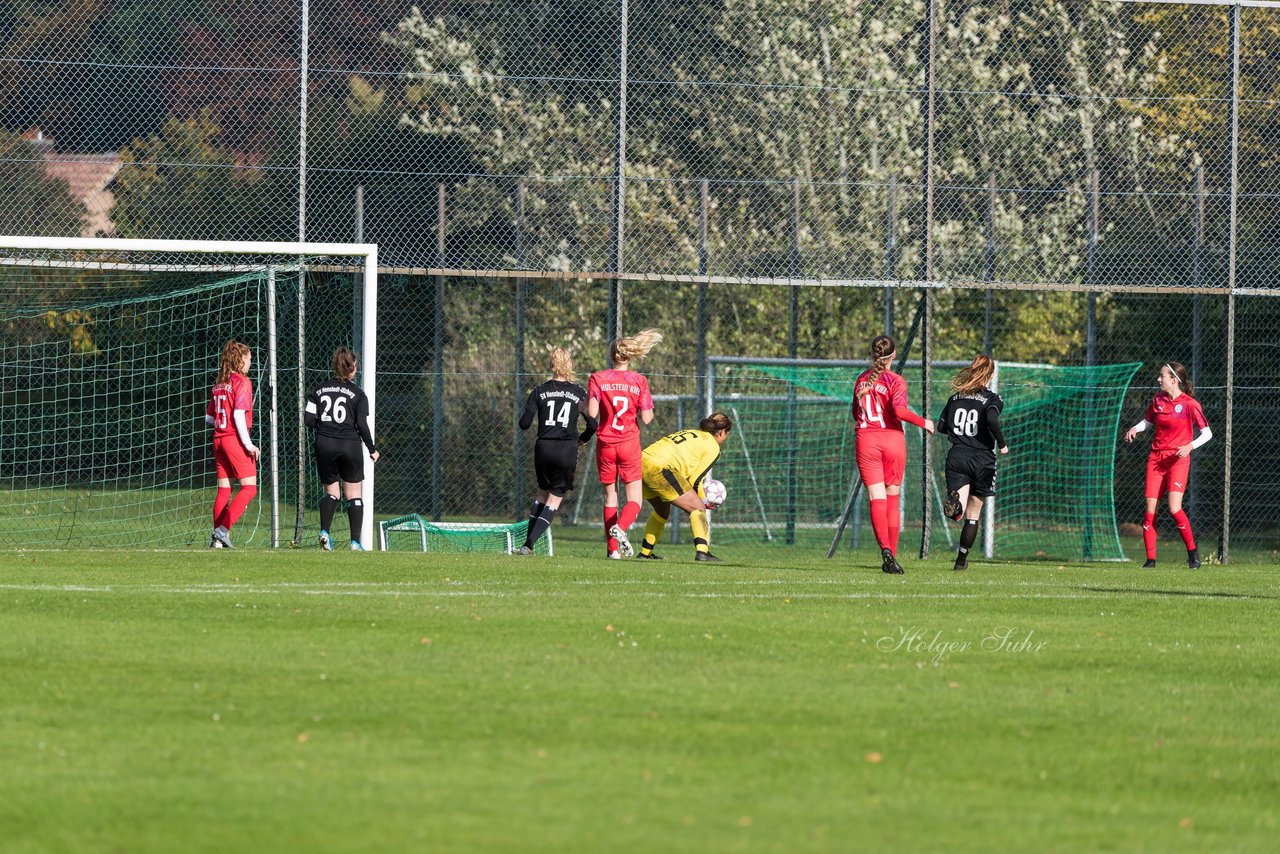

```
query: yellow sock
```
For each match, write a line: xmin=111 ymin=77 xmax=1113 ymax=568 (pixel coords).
xmin=690 ymin=509 xmax=710 ymax=554
xmin=639 ymin=512 xmax=667 ymax=556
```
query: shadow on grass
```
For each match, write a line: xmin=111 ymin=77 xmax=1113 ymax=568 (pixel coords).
xmin=1080 ymin=585 xmax=1280 ymax=601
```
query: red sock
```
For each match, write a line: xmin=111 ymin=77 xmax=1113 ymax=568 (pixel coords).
xmin=604 ymin=507 xmax=619 ymax=553
xmin=223 ymin=485 xmax=257 ymax=530
xmin=886 ymin=493 xmax=901 ymax=555
xmin=1142 ymin=512 xmax=1157 ymax=560
xmin=213 ymin=487 xmax=232 ymax=527
xmin=618 ymin=501 xmax=640 ymax=532
xmin=1171 ymin=510 xmax=1196 ymax=550
xmin=869 ymin=498 xmax=889 ymax=550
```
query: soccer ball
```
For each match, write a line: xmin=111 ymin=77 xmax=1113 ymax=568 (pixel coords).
xmin=703 ymin=478 xmax=727 ymax=509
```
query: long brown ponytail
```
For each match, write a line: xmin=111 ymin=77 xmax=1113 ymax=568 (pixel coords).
xmin=951 ymin=355 xmax=995 ymax=395
xmin=857 ymin=335 xmax=895 ymax=399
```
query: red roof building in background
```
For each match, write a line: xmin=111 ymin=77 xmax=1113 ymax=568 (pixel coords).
xmin=23 ymin=128 xmax=122 ymax=237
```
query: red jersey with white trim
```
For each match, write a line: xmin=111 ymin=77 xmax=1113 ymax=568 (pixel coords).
xmin=1145 ymin=391 xmax=1207 ymax=452
xmin=588 ymin=369 xmax=653 ymax=446
xmin=852 ymin=368 xmax=915 ymax=433
xmin=207 ymin=373 xmax=254 ymax=441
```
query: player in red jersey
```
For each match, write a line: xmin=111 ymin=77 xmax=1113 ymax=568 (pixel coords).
xmin=204 ymin=339 xmax=260 ymax=548
xmin=587 ymin=328 xmax=662 ymax=558
xmin=853 ymin=334 xmax=934 ymax=574
xmin=1124 ymin=361 xmax=1211 ymax=568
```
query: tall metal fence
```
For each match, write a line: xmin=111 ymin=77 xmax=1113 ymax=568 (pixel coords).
xmin=2 ymin=0 xmax=1280 ymax=560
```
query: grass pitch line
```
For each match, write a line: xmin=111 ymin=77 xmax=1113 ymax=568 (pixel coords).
xmin=0 ymin=581 xmax=1264 ymax=603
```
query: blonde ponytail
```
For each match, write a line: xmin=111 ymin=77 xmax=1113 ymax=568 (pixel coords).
xmin=610 ymin=329 xmax=663 ymax=366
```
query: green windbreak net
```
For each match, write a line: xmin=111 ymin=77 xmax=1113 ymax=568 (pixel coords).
xmin=0 ymin=273 xmax=267 ymax=548
xmin=709 ymin=360 xmax=1141 ymax=560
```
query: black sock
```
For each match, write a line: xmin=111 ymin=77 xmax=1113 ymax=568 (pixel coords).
xmin=348 ymin=498 xmax=364 ymax=543
xmin=526 ymin=504 xmax=556 ymax=549
xmin=957 ymin=519 xmax=979 ymax=562
xmin=523 ymin=502 xmax=546 ymax=547
xmin=320 ymin=494 xmax=339 ymax=532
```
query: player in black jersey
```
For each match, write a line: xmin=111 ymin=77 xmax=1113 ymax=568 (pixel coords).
xmin=937 ymin=355 xmax=1009 ymax=571
xmin=305 ymin=347 xmax=379 ymax=551
xmin=516 ymin=347 xmax=597 ymax=555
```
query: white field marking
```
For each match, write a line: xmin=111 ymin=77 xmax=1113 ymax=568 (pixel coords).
xmin=0 ymin=577 xmax=1099 ymax=591
xmin=0 ymin=582 xmax=1267 ymax=603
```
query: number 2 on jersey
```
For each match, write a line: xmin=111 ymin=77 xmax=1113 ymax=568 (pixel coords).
xmin=610 ymin=396 xmax=629 ymax=432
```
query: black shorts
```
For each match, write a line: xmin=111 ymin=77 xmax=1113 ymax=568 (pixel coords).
xmin=314 ymin=436 xmax=365 ymax=485
xmin=945 ymin=447 xmax=997 ymax=498
xmin=534 ymin=439 xmax=579 ymax=497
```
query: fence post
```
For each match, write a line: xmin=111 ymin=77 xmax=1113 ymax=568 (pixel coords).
xmin=432 ymin=183 xmax=446 ymax=521
xmin=884 ymin=175 xmax=897 ymax=334
xmin=293 ymin=0 xmax=311 ymax=545
xmin=1223 ymin=3 xmax=1241 ymax=563
xmin=1080 ymin=169 xmax=1101 ymax=561
xmin=1086 ymin=169 xmax=1099 ymax=366
xmin=919 ymin=0 xmax=937 ymax=559
xmin=514 ymin=180 xmax=527 ymax=519
xmin=671 ymin=398 xmax=685 ymax=544
xmin=607 ymin=0 xmax=629 ymax=343
xmin=984 ymin=172 xmax=996 ymax=355
xmin=696 ymin=179 xmax=709 ymax=415
xmin=786 ymin=177 xmax=800 ymax=544
xmin=1190 ymin=165 xmax=1204 ymax=527
xmin=353 ymin=184 xmax=364 ymax=361
xmin=267 ymin=267 xmax=280 ymax=548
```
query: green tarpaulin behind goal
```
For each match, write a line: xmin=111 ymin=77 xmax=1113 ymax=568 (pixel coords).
xmin=707 ymin=360 xmax=1141 ymax=561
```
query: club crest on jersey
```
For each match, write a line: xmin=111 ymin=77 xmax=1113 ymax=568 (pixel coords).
xmin=1174 ymin=403 xmax=1183 ymax=413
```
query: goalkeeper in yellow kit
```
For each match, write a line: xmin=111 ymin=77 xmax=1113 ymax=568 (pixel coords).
xmin=636 ymin=412 xmax=733 ymax=562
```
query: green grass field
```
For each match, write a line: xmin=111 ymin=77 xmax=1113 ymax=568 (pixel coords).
xmin=2 ymin=541 xmax=1278 ymax=852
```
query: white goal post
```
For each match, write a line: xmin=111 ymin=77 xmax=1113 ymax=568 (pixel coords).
xmin=0 ymin=235 xmax=378 ymax=549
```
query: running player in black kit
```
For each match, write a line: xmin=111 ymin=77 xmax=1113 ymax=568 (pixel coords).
xmin=937 ymin=355 xmax=1009 ymax=571
xmin=305 ymin=347 xmax=379 ymax=551
xmin=516 ymin=347 xmax=597 ymax=554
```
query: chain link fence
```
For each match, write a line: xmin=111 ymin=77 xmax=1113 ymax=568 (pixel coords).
xmin=2 ymin=0 xmax=1279 ymax=560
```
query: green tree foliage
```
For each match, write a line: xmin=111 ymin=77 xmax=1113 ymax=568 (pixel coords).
xmin=385 ymin=0 xmax=1198 ymax=365
xmin=111 ymin=110 xmax=246 ymax=240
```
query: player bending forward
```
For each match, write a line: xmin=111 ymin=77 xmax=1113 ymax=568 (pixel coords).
xmin=937 ymin=355 xmax=1009 ymax=571
xmin=635 ymin=412 xmax=733 ymax=562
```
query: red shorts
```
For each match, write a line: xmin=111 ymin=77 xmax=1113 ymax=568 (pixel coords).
xmin=856 ymin=430 xmax=906 ymax=487
xmin=596 ymin=438 xmax=642 ymax=484
xmin=1146 ymin=449 xmax=1191 ymax=499
xmin=213 ymin=437 xmax=257 ymax=480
